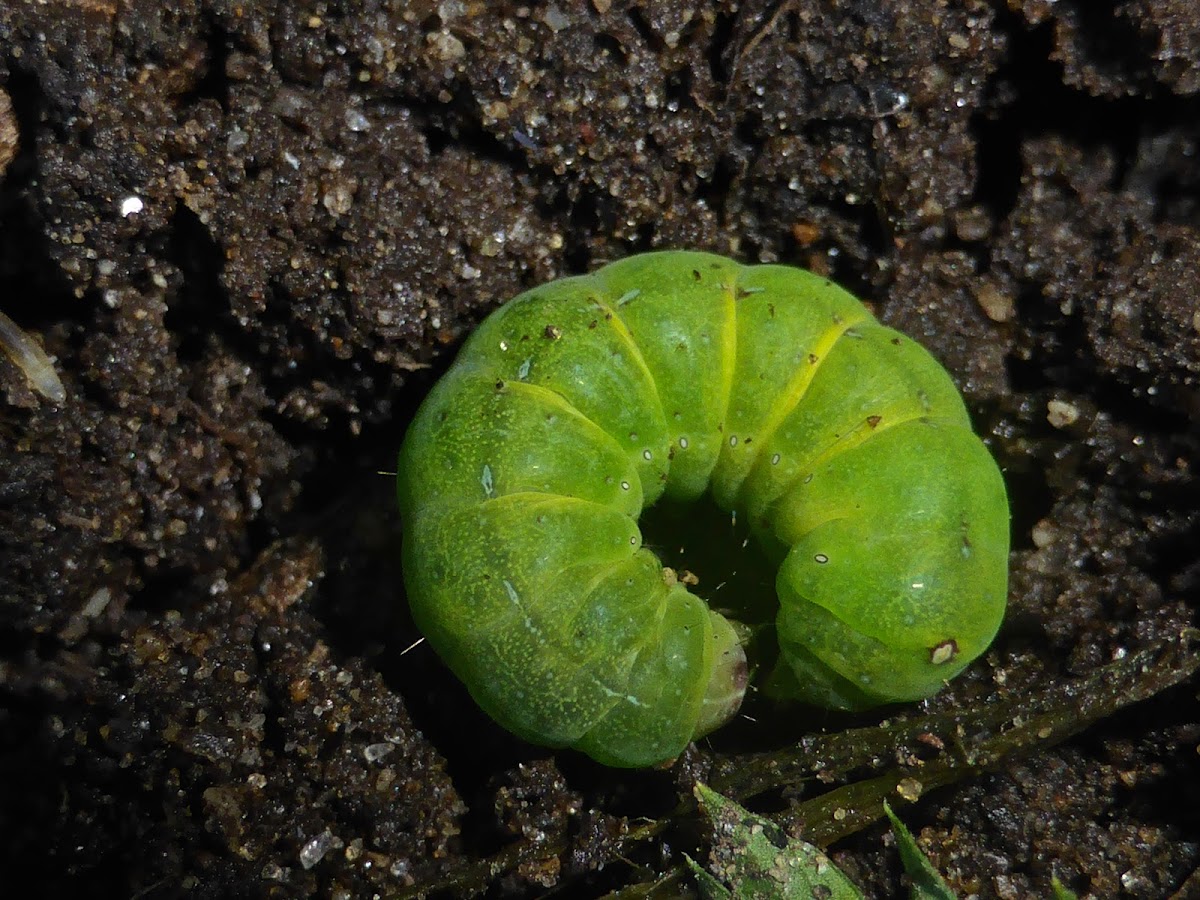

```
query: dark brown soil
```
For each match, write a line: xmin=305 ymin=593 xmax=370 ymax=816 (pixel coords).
xmin=1 ymin=2 xmax=1197 ymax=898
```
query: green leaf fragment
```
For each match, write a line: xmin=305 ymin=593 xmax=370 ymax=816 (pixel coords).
xmin=686 ymin=854 xmax=735 ymax=900
xmin=883 ymin=801 xmax=956 ymax=900
xmin=691 ymin=783 xmax=866 ymax=899
xmin=1050 ymin=876 xmax=1079 ymax=900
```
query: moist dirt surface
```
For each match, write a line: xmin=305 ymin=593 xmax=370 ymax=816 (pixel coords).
xmin=1 ymin=2 xmax=1198 ymax=898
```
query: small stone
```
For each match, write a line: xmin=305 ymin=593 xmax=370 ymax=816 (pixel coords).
xmin=1046 ymin=399 xmax=1080 ymax=429
xmin=895 ymin=777 xmax=923 ymax=801
xmin=975 ymin=283 xmax=1014 ymax=322
xmin=542 ymin=5 xmax=570 ymax=32
xmin=427 ymin=31 xmax=465 ymax=61
xmin=299 ymin=829 xmax=341 ymax=870
xmin=363 ymin=741 xmax=395 ymax=763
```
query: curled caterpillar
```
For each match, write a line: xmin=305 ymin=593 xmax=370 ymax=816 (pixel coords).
xmin=397 ymin=251 xmax=1009 ymax=767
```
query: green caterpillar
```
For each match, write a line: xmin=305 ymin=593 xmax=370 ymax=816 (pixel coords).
xmin=397 ymin=251 xmax=1009 ymax=768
